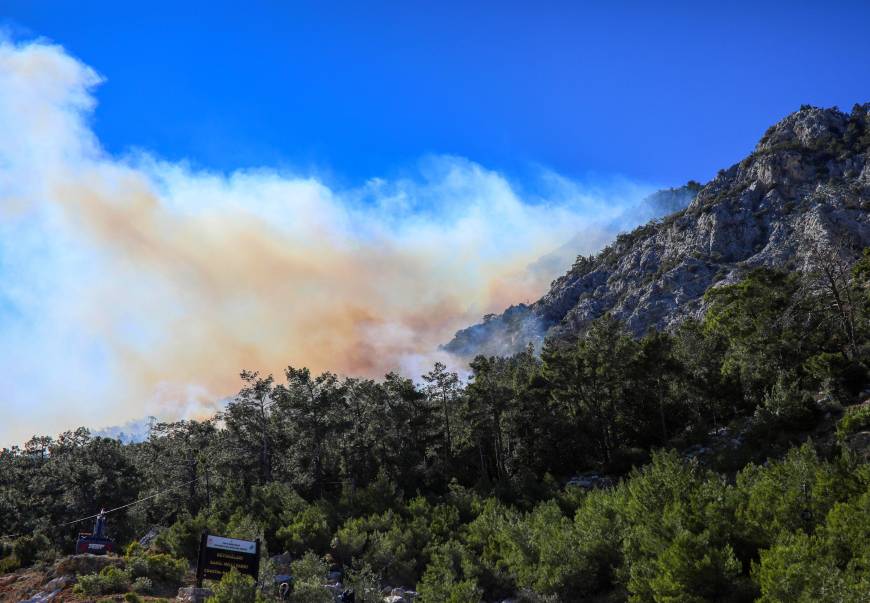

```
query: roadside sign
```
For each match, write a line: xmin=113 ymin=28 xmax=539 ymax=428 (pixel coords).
xmin=196 ymin=532 xmax=261 ymax=586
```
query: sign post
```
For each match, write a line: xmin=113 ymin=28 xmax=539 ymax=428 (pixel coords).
xmin=196 ymin=532 xmax=261 ymax=588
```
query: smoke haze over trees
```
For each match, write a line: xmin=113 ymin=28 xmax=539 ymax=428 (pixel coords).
xmin=2 ymin=250 xmax=869 ymax=601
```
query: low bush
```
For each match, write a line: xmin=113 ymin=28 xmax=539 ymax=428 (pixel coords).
xmin=131 ymin=576 xmax=153 ymax=594
xmin=0 ymin=554 xmax=20 ymax=573
xmin=838 ymin=404 xmax=870 ymax=439
xmin=416 ymin=541 xmax=482 ymax=603
xmin=154 ymin=511 xmax=223 ymax=562
xmin=210 ymin=567 xmax=266 ymax=603
xmin=344 ymin=563 xmax=381 ymax=603
xmin=277 ymin=504 xmax=333 ymax=557
xmin=73 ymin=566 xmax=131 ymax=596
xmin=287 ymin=552 xmax=332 ymax=603
xmin=747 ymin=377 xmax=818 ymax=441
xmin=751 ymin=532 xmax=865 ymax=603
xmin=128 ymin=552 xmax=187 ymax=585
xmin=12 ymin=533 xmax=53 ymax=567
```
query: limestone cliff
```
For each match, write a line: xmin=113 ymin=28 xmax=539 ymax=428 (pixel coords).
xmin=445 ymin=104 xmax=870 ymax=357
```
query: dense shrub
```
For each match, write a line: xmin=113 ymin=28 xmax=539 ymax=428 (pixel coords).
xmin=355 ymin=511 xmax=419 ymax=586
xmin=331 ymin=516 xmax=369 ymax=563
xmin=416 ymin=540 xmax=483 ymax=603
xmin=823 ymin=488 xmax=870 ymax=566
xmin=12 ymin=533 xmax=53 ymax=567
xmin=755 ymin=375 xmax=818 ymax=432
xmin=277 ymin=504 xmax=333 ymax=557
xmin=209 ymin=567 xmax=266 ymax=603
xmin=131 ymin=576 xmax=153 ymax=594
xmin=154 ymin=511 xmax=223 ymax=562
xmin=570 ymin=488 xmax=624 ymax=590
xmin=647 ymin=530 xmax=743 ymax=602
xmin=0 ymin=554 xmax=20 ymax=573
xmin=73 ymin=566 xmax=131 ymax=596
xmin=343 ymin=563 xmax=381 ymax=603
xmin=838 ymin=403 xmax=870 ymax=439
xmin=752 ymin=532 xmax=866 ymax=603
xmin=499 ymin=500 xmax=595 ymax=598
xmin=286 ymin=552 xmax=332 ymax=603
xmin=617 ymin=451 xmax=753 ymax=603
xmin=127 ymin=551 xmax=187 ymax=586
xmin=735 ymin=443 xmax=842 ymax=552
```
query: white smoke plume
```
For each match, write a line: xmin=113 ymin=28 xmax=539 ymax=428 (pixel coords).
xmin=0 ymin=39 xmax=657 ymax=445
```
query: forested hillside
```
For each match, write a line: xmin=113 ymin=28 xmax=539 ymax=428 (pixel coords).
xmin=1 ymin=246 xmax=869 ymax=601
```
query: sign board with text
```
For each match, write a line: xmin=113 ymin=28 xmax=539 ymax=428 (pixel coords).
xmin=196 ymin=533 xmax=260 ymax=586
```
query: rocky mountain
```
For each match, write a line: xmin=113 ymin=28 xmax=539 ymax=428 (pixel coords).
xmin=445 ymin=104 xmax=870 ymax=358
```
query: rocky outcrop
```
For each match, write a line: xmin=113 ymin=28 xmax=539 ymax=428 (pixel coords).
xmin=446 ymin=104 xmax=870 ymax=357
xmin=52 ymin=553 xmax=123 ymax=577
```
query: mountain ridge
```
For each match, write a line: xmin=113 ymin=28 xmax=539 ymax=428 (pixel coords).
xmin=445 ymin=103 xmax=870 ymax=358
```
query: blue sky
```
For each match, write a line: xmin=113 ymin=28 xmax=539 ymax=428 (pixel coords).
xmin=1 ymin=2 xmax=869 ymax=445
xmin=4 ymin=0 xmax=869 ymax=188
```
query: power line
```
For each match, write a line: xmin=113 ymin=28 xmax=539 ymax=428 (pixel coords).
xmin=63 ymin=476 xmax=202 ymax=526
xmin=0 ymin=476 xmax=202 ymax=542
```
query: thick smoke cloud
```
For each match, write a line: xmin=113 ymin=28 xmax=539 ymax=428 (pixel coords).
xmin=0 ymin=40 xmax=655 ymax=445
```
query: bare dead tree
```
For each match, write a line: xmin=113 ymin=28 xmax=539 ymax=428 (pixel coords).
xmin=804 ymin=238 xmax=861 ymax=359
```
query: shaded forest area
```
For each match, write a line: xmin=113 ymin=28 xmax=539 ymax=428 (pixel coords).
xmin=2 ymin=250 xmax=870 ymax=602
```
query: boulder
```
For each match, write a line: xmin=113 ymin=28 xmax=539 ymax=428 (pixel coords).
xmin=42 ymin=575 xmax=73 ymax=591
xmin=0 ymin=574 xmax=19 ymax=587
xmin=18 ymin=591 xmax=61 ymax=603
xmin=138 ymin=526 xmax=162 ymax=548
xmin=176 ymin=586 xmax=214 ymax=602
xmin=270 ymin=552 xmax=292 ymax=568
xmin=53 ymin=554 xmax=123 ymax=577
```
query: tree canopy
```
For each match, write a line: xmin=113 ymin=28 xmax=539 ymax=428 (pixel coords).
xmin=2 ymin=256 xmax=869 ymax=601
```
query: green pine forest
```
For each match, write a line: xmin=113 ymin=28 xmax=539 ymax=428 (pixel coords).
xmin=2 ymin=250 xmax=870 ymax=602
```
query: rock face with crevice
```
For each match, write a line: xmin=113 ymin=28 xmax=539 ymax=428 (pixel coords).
xmin=445 ymin=104 xmax=870 ymax=358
